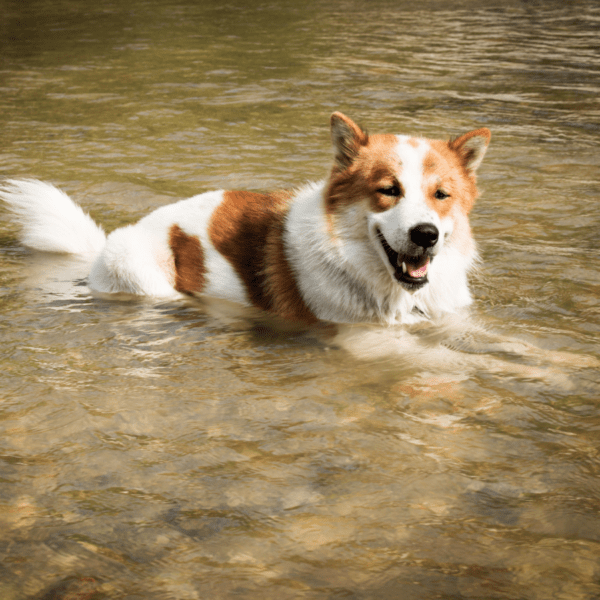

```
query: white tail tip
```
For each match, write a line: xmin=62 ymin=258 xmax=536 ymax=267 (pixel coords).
xmin=0 ymin=179 xmax=106 ymax=256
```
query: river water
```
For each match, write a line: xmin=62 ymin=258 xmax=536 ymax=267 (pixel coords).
xmin=1 ymin=0 xmax=599 ymax=598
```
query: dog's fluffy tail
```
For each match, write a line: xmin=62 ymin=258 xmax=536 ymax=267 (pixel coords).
xmin=0 ymin=179 xmax=106 ymax=257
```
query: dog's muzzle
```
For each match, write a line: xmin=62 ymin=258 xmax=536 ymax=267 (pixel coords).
xmin=376 ymin=223 xmax=439 ymax=291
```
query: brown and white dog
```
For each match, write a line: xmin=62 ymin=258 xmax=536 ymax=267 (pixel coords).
xmin=0 ymin=113 xmax=490 ymax=325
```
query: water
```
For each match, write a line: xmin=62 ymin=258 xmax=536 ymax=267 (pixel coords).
xmin=1 ymin=0 xmax=599 ymax=598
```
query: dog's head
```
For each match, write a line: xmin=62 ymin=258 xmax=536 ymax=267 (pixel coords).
xmin=325 ymin=112 xmax=490 ymax=293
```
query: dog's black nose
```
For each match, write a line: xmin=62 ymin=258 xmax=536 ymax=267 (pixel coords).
xmin=410 ymin=223 xmax=439 ymax=249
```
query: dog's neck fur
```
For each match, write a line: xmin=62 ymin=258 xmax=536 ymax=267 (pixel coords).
xmin=283 ymin=181 xmax=476 ymax=325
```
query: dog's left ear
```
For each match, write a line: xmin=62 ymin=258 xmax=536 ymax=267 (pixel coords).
xmin=450 ymin=128 xmax=491 ymax=174
xmin=330 ymin=112 xmax=368 ymax=169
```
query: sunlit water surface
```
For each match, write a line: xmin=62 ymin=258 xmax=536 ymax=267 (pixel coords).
xmin=1 ymin=1 xmax=599 ymax=598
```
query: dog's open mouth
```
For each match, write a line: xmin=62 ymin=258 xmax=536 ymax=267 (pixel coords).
xmin=376 ymin=228 xmax=430 ymax=290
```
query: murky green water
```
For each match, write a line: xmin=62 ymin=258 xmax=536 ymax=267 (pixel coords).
xmin=1 ymin=0 xmax=600 ymax=598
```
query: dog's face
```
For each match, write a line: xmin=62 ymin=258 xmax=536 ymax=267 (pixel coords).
xmin=325 ymin=112 xmax=490 ymax=292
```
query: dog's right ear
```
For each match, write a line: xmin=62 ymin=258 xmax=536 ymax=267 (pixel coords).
xmin=450 ymin=128 xmax=491 ymax=175
xmin=330 ymin=112 xmax=368 ymax=169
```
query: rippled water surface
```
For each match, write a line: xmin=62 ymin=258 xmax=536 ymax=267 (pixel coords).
xmin=1 ymin=1 xmax=600 ymax=598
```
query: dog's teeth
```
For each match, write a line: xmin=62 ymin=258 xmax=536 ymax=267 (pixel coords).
xmin=402 ymin=262 xmax=407 ymax=274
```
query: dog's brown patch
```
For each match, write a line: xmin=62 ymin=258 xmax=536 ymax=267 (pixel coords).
xmin=422 ymin=128 xmax=490 ymax=217
xmin=208 ymin=191 xmax=318 ymax=324
xmin=423 ymin=140 xmax=480 ymax=217
xmin=326 ymin=133 xmax=402 ymax=215
xmin=169 ymin=224 xmax=206 ymax=294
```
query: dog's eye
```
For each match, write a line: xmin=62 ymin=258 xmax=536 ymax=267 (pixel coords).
xmin=435 ymin=189 xmax=449 ymax=200
xmin=378 ymin=186 xmax=401 ymax=197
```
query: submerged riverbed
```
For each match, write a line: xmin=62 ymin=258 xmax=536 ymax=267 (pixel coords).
xmin=1 ymin=1 xmax=599 ymax=598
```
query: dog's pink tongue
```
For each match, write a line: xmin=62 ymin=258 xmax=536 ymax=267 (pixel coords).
xmin=408 ymin=259 xmax=429 ymax=278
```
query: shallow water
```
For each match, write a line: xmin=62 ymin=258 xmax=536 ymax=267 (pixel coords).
xmin=1 ymin=0 xmax=600 ymax=598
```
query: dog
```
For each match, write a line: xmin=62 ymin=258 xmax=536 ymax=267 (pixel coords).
xmin=0 ymin=112 xmax=490 ymax=325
